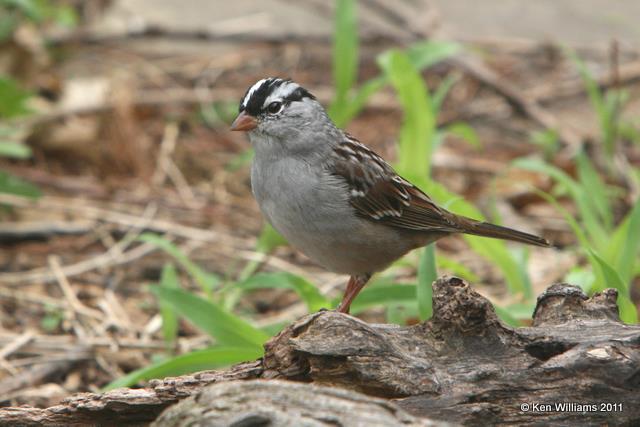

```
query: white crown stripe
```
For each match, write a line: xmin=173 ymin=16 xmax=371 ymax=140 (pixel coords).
xmin=241 ymin=78 xmax=270 ymax=108
xmin=241 ymin=78 xmax=306 ymax=112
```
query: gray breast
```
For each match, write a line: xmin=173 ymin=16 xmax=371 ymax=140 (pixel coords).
xmin=251 ymin=157 xmax=422 ymax=275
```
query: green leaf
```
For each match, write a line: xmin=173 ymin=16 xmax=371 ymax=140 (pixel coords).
xmin=335 ymin=75 xmax=386 ymax=127
xmin=576 ymin=150 xmax=612 ymax=231
xmin=0 ymin=141 xmax=31 ymax=159
xmin=417 ymin=245 xmax=436 ymax=320
xmin=564 ymin=267 xmax=595 ymax=294
xmin=529 ymin=129 xmax=560 ymax=159
xmin=0 ymin=77 xmax=32 ymax=118
xmin=514 ymin=157 xmax=607 ymax=244
xmin=328 ymin=0 xmax=358 ymax=124
xmin=406 ymin=40 xmax=461 ymax=70
xmin=588 ymin=250 xmax=637 ymax=323
xmin=256 ymin=223 xmax=287 ymax=254
xmin=3 ymin=0 xmax=46 ymax=21
xmin=158 ymin=263 xmax=180 ymax=347
xmin=385 ymin=301 xmax=419 ymax=325
xmin=425 ymin=179 xmax=529 ymax=296
xmin=502 ymin=302 xmax=536 ymax=320
xmin=348 ymin=284 xmax=416 ymax=315
xmin=444 ymin=122 xmax=481 ymax=149
xmin=332 ymin=41 xmax=460 ymax=127
xmin=437 ymin=255 xmax=479 ymax=282
xmin=611 ymin=198 xmax=640 ymax=284
xmin=0 ymin=11 xmax=18 ymax=41
xmin=493 ymin=305 xmax=521 ymax=327
xmin=0 ymin=170 xmax=41 ymax=198
xmin=513 ymin=247 xmax=533 ymax=300
xmin=616 ymin=294 xmax=638 ymax=325
xmin=103 ymin=347 xmax=260 ymax=390
xmin=533 ymin=189 xmax=591 ymax=249
xmin=378 ymin=49 xmax=435 ymax=183
xmin=567 ymin=49 xmax=610 ymax=149
xmin=53 ymin=4 xmax=77 ymax=27
xmin=139 ymin=233 xmax=219 ymax=294
xmin=239 ymin=272 xmax=330 ymax=312
xmin=153 ymin=286 xmax=269 ymax=350
xmin=431 ymin=74 xmax=458 ymax=114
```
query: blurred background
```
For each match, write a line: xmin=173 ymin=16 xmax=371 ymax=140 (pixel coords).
xmin=1 ymin=0 xmax=639 ymax=407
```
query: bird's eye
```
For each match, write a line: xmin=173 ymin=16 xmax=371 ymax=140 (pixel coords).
xmin=266 ymin=101 xmax=283 ymax=114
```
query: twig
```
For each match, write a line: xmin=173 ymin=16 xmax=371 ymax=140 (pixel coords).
xmin=451 ymin=55 xmax=583 ymax=147
xmin=0 ymin=347 xmax=89 ymax=396
xmin=524 ymin=59 xmax=640 ymax=103
xmin=0 ymin=331 xmax=35 ymax=375
xmin=0 ymin=220 xmax=95 ymax=241
xmin=48 ymin=256 xmax=104 ymax=322
xmin=0 ymin=333 xmax=167 ymax=353
xmin=0 ymin=331 xmax=36 ymax=361
xmin=0 ymin=194 xmax=248 ymax=247
xmin=1 ymin=241 xmax=157 ymax=286
xmin=152 ymin=122 xmax=180 ymax=186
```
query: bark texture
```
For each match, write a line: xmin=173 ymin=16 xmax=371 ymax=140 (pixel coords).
xmin=1 ymin=276 xmax=638 ymax=426
xmin=152 ymin=380 xmax=450 ymax=427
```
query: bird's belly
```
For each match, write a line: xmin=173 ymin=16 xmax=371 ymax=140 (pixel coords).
xmin=265 ymin=199 xmax=419 ymax=275
xmin=252 ymin=158 xmax=421 ymax=275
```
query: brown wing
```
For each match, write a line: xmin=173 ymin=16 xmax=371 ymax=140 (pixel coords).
xmin=329 ymin=134 xmax=462 ymax=233
xmin=328 ymin=134 xmax=551 ymax=248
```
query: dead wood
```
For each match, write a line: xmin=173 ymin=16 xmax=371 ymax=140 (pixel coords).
xmin=0 ymin=362 xmax=263 ymax=427
xmin=152 ymin=380 xmax=448 ymax=427
xmin=0 ymin=276 xmax=638 ymax=426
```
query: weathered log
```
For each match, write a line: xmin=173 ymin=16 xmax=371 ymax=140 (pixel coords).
xmin=0 ymin=362 xmax=263 ymax=426
xmin=1 ymin=276 xmax=638 ymax=426
xmin=261 ymin=277 xmax=640 ymax=426
xmin=152 ymin=380 xmax=449 ymax=427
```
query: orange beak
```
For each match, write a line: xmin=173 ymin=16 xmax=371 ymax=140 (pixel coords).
xmin=230 ymin=112 xmax=257 ymax=131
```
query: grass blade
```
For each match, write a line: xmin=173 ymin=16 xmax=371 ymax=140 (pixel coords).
xmin=589 ymin=250 xmax=637 ymax=323
xmin=240 ymin=272 xmax=330 ymax=312
xmin=328 ymin=0 xmax=358 ymax=124
xmin=576 ymin=151 xmax=612 ymax=230
xmin=417 ymin=245 xmax=436 ymax=320
xmin=493 ymin=305 xmax=521 ymax=327
xmin=377 ymin=49 xmax=434 ymax=183
xmin=515 ymin=157 xmax=607 ymax=244
xmin=335 ymin=41 xmax=460 ymax=127
xmin=103 ymin=347 xmax=261 ymax=390
xmin=345 ymin=284 xmax=416 ymax=315
xmin=158 ymin=263 xmax=180 ymax=348
xmin=426 ymin=180 xmax=529 ymax=296
xmin=139 ymin=233 xmax=219 ymax=294
xmin=611 ymin=198 xmax=640 ymax=284
xmin=406 ymin=40 xmax=461 ymax=70
xmin=444 ymin=122 xmax=481 ymax=149
xmin=153 ymin=287 xmax=269 ymax=350
xmin=0 ymin=170 xmax=41 ymax=198
xmin=437 ymin=255 xmax=479 ymax=282
xmin=0 ymin=141 xmax=31 ymax=159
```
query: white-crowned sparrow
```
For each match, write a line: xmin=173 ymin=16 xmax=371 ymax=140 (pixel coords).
xmin=231 ymin=78 xmax=550 ymax=313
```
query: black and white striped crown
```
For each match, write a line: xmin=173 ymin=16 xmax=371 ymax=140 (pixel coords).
xmin=239 ymin=78 xmax=316 ymax=116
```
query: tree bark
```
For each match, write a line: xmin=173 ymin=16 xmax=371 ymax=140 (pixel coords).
xmin=1 ymin=276 xmax=638 ymax=426
xmin=152 ymin=380 xmax=449 ymax=427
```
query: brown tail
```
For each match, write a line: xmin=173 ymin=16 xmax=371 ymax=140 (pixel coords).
xmin=461 ymin=219 xmax=551 ymax=247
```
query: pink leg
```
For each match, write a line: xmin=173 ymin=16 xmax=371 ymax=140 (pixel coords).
xmin=336 ymin=274 xmax=371 ymax=314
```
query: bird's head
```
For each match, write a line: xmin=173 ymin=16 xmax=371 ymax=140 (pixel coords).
xmin=231 ymin=78 xmax=332 ymax=143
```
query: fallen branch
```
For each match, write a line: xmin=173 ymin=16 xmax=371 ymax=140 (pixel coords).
xmin=0 ymin=277 xmax=637 ymax=426
xmin=152 ymin=380 xmax=445 ymax=427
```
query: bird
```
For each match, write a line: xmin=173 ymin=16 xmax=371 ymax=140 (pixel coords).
xmin=231 ymin=77 xmax=550 ymax=314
